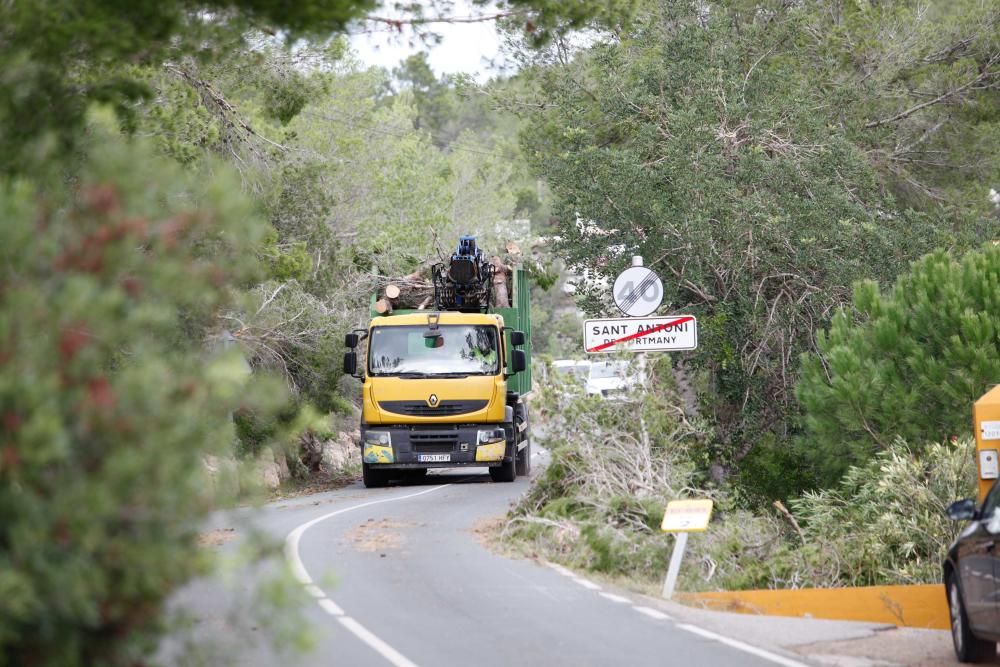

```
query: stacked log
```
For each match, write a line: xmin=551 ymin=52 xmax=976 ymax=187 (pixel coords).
xmin=375 ymin=274 xmax=435 ymax=312
xmin=490 ymin=256 xmax=511 ymax=308
xmin=373 ymin=241 xmax=521 ymax=313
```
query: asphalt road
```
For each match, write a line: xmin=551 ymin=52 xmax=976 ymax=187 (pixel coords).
xmin=167 ymin=456 xmax=811 ymax=667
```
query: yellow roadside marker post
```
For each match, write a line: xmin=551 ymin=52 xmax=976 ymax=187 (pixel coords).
xmin=660 ymin=499 xmax=713 ymax=599
xmin=973 ymin=385 xmax=1000 ymax=502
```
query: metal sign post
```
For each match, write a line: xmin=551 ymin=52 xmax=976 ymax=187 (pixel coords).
xmin=660 ymin=499 xmax=714 ymax=599
xmin=662 ymin=532 xmax=689 ymax=599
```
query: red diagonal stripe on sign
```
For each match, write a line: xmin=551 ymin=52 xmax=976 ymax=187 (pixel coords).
xmin=587 ymin=316 xmax=695 ymax=353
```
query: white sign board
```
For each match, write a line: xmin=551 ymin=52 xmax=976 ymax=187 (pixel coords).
xmin=982 ymin=421 xmax=1000 ymax=441
xmin=584 ymin=316 xmax=697 ymax=354
xmin=613 ymin=267 xmax=664 ymax=317
xmin=981 ymin=450 xmax=1000 ymax=480
xmin=661 ymin=499 xmax=714 ymax=533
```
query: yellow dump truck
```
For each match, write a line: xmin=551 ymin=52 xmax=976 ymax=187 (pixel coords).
xmin=343 ymin=237 xmax=532 ymax=488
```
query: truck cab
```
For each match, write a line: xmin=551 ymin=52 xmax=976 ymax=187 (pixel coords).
xmin=344 ymin=245 xmax=532 ymax=488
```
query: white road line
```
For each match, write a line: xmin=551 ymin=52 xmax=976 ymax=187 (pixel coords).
xmin=633 ymin=606 xmax=671 ymax=621
xmin=304 ymin=584 xmax=326 ymax=599
xmin=599 ymin=592 xmax=630 ymax=604
xmin=677 ymin=624 xmax=810 ymax=667
xmin=544 ymin=562 xmax=575 ymax=577
xmin=339 ymin=616 xmax=420 ymax=667
xmin=317 ymin=598 xmax=345 ymax=616
xmin=572 ymin=577 xmax=602 ymax=591
xmin=284 ymin=484 xmax=450 ymax=667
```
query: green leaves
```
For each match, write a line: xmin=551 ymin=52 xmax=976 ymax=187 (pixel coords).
xmin=0 ymin=128 xmax=267 ymax=666
xmin=518 ymin=3 xmax=956 ymax=489
xmin=798 ymin=245 xmax=1000 ymax=484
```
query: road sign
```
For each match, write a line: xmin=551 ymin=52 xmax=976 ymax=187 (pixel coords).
xmin=613 ymin=266 xmax=663 ymax=317
xmin=660 ymin=499 xmax=714 ymax=599
xmin=661 ymin=499 xmax=714 ymax=533
xmin=584 ymin=316 xmax=697 ymax=354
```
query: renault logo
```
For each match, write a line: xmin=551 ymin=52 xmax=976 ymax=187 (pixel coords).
xmin=428 ymin=394 xmax=439 ymax=407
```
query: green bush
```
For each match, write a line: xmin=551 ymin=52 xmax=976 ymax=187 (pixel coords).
xmin=0 ymin=130 xmax=269 ymax=666
xmin=505 ymin=366 xmax=701 ymax=581
xmin=789 ymin=437 xmax=975 ymax=587
xmin=506 ymin=373 xmax=975 ymax=591
xmin=797 ymin=245 xmax=1000 ymax=484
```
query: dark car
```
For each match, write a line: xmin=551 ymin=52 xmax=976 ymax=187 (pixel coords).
xmin=944 ymin=483 xmax=1000 ymax=663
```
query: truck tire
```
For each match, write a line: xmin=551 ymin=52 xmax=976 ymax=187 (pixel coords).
xmin=515 ymin=438 xmax=531 ymax=477
xmin=514 ymin=402 xmax=530 ymax=477
xmin=490 ymin=430 xmax=517 ymax=483
xmin=362 ymin=462 xmax=389 ymax=488
xmin=948 ymin=572 xmax=996 ymax=663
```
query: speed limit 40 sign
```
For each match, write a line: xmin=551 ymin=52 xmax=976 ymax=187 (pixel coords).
xmin=613 ymin=263 xmax=663 ymax=317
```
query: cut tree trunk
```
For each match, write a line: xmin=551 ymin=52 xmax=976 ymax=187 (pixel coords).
xmin=490 ymin=256 xmax=511 ymax=308
xmin=377 ymin=276 xmax=434 ymax=310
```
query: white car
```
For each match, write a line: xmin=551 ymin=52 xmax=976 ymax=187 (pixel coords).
xmin=552 ymin=359 xmax=591 ymax=384
xmin=586 ymin=359 xmax=644 ymax=399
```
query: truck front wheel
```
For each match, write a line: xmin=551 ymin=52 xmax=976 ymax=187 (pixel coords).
xmin=363 ymin=462 xmax=389 ymax=488
xmin=490 ymin=431 xmax=517 ymax=483
xmin=515 ymin=438 xmax=531 ymax=477
xmin=515 ymin=406 xmax=530 ymax=477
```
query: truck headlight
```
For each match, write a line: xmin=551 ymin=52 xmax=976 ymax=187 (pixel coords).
xmin=478 ymin=428 xmax=505 ymax=444
xmin=364 ymin=431 xmax=391 ymax=446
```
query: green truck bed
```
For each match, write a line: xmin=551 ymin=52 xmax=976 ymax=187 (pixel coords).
xmin=495 ymin=268 xmax=532 ymax=396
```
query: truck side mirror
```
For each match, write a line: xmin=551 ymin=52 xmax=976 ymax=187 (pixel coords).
xmin=511 ymin=349 xmax=526 ymax=374
xmin=345 ymin=333 xmax=359 ymax=348
xmin=510 ymin=330 xmax=526 ymax=347
xmin=343 ymin=351 xmax=358 ymax=375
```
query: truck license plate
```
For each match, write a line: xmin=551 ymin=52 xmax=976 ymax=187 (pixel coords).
xmin=418 ymin=454 xmax=450 ymax=462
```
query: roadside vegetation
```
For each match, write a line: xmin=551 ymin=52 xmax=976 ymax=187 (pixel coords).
xmin=509 ymin=364 xmax=976 ymax=590
xmin=0 ymin=0 xmax=626 ymax=664
xmin=502 ymin=0 xmax=1000 ymax=592
xmin=3 ymin=0 xmax=1000 ymax=662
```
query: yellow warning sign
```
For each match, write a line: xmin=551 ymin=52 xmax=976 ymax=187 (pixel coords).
xmin=661 ymin=499 xmax=714 ymax=533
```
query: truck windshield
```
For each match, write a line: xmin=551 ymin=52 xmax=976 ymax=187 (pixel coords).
xmin=368 ymin=325 xmax=500 ymax=376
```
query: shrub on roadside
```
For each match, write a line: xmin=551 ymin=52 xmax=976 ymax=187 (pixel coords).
xmin=0 ymin=131 xmax=272 ymax=666
xmin=797 ymin=246 xmax=1000 ymax=485
xmin=788 ymin=437 xmax=975 ymax=587
xmin=506 ymin=372 xmax=976 ymax=592
xmin=506 ymin=363 xmax=702 ymax=579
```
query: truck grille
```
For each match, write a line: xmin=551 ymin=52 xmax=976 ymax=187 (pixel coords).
xmin=410 ymin=430 xmax=460 ymax=453
xmin=411 ymin=443 xmax=455 ymax=453
xmin=379 ymin=400 xmax=488 ymax=417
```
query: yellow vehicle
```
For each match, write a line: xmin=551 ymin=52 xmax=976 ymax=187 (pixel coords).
xmin=343 ymin=237 xmax=532 ymax=488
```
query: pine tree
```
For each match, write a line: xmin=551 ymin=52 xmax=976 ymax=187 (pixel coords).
xmin=797 ymin=245 xmax=1000 ymax=485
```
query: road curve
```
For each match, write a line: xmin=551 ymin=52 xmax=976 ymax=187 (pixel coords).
xmin=170 ymin=459 xmax=810 ymax=667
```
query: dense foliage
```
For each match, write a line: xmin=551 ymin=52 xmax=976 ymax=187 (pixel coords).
xmin=508 ymin=374 xmax=975 ymax=591
xmin=503 ymin=0 xmax=1000 ymax=593
xmin=0 ymin=129 xmax=267 ymax=666
xmin=0 ymin=0 xmax=635 ymax=176
xmin=512 ymin=0 xmax=996 ymax=494
xmin=797 ymin=245 xmax=1000 ymax=484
